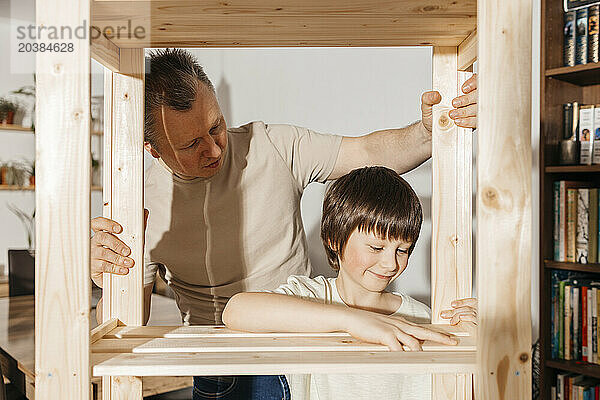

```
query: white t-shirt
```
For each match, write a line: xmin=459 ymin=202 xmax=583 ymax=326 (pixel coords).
xmin=143 ymin=122 xmax=342 ymax=325
xmin=270 ymin=275 xmax=432 ymax=400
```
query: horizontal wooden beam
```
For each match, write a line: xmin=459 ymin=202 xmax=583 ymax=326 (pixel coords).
xmin=94 ymin=351 xmax=477 ymax=376
xmin=91 ymin=0 xmax=476 ymax=48
xmin=91 ymin=318 xmax=119 ymax=344
xmin=457 ymin=30 xmax=477 ymax=71
xmin=91 ymin=28 xmax=120 ymax=72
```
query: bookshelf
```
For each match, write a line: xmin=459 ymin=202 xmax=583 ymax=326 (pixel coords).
xmin=540 ymin=0 xmax=600 ymax=397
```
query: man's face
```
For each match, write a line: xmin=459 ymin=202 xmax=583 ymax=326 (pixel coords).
xmin=145 ymin=83 xmax=228 ymax=179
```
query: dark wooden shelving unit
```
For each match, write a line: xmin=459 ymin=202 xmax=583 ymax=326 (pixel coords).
xmin=540 ymin=1 xmax=600 ymax=397
xmin=545 ymin=62 xmax=600 ymax=86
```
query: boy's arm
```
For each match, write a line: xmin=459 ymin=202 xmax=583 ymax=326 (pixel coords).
xmin=223 ymin=292 xmax=458 ymax=351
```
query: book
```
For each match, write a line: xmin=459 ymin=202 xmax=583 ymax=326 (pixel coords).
xmin=574 ymin=286 xmax=580 ymax=359
xmin=577 ymin=188 xmax=591 ymax=264
xmin=580 ymin=105 xmax=595 ymax=165
xmin=591 ymin=189 xmax=598 ymax=263
xmin=568 ymin=189 xmax=579 ymax=262
xmin=589 ymin=5 xmax=599 ymax=63
xmin=566 ymin=283 xmax=572 ymax=359
xmin=577 ymin=7 xmax=589 ymax=65
xmin=592 ymin=106 xmax=600 ymax=164
xmin=588 ymin=286 xmax=593 ymax=361
xmin=561 ymin=279 xmax=567 ymax=359
xmin=566 ymin=10 xmax=577 ymax=66
xmin=559 ymin=182 xmax=593 ymax=261
xmin=593 ymin=287 xmax=598 ymax=363
xmin=584 ymin=285 xmax=589 ymax=360
xmin=553 ymin=279 xmax=560 ymax=359
xmin=556 ymin=181 xmax=564 ymax=261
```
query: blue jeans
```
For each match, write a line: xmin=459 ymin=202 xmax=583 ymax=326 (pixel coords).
xmin=193 ymin=375 xmax=290 ymax=400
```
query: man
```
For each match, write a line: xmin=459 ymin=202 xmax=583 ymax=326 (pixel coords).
xmin=91 ymin=48 xmax=477 ymax=398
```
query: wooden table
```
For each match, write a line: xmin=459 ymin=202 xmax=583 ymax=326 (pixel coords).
xmin=0 ymin=294 xmax=192 ymax=399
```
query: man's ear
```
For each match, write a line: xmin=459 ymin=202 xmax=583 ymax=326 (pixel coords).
xmin=144 ymin=141 xmax=161 ymax=159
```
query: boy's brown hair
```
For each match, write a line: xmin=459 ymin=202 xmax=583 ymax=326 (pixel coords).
xmin=321 ymin=166 xmax=423 ymax=270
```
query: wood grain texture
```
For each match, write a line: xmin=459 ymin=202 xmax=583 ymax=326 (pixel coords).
xmin=91 ymin=319 xmax=119 ymax=345
xmin=35 ymin=0 xmax=91 ymax=398
xmin=91 ymin=29 xmax=120 ymax=72
xmin=431 ymin=47 xmax=473 ymax=400
xmin=102 ymin=49 xmax=145 ymax=400
xmin=90 ymin=334 xmax=475 ymax=354
xmin=457 ymin=30 xmax=477 ymax=71
xmin=103 ymin=324 xmax=472 ymax=339
xmin=94 ymin=351 xmax=477 ymax=377
xmin=103 ymin=49 xmax=144 ymax=326
xmin=477 ymin=0 xmax=532 ymax=398
xmin=91 ymin=0 xmax=476 ymax=47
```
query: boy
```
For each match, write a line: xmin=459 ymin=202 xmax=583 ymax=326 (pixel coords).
xmin=223 ymin=166 xmax=477 ymax=399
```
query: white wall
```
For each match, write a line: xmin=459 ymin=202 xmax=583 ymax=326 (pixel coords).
xmin=172 ymin=47 xmax=435 ymax=304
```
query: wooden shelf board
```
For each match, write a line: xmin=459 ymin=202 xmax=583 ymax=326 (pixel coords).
xmin=544 ymin=260 xmax=600 ymax=273
xmin=0 ymin=185 xmax=102 ymax=191
xmin=546 ymin=359 xmax=600 ymax=379
xmin=0 ymin=124 xmax=32 ymax=132
xmin=92 ymin=324 xmax=476 ymax=376
xmin=93 ymin=350 xmax=477 ymax=377
xmin=545 ymin=165 xmax=600 ymax=173
xmin=0 ymin=124 xmax=102 ymax=135
xmin=545 ymin=62 xmax=600 ymax=86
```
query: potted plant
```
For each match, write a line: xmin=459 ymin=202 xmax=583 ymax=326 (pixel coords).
xmin=7 ymin=203 xmax=35 ymax=250
xmin=26 ymin=160 xmax=35 ymax=186
xmin=12 ymin=76 xmax=35 ymax=131
xmin=0 ymin=97 xmax=19 ymax=125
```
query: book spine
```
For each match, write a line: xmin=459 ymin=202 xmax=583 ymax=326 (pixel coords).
xmin=583 ymin=285 xmax=588 ymax=361
xmin=580 ymin=106 xmax=595 ymax=165
xmin=593 ymin=288 xmax=598 ymax=363
xmin=566 ymin=284 xmax=572 ymax=360
xmin=588 ymin=287 xmax=593 ymax=362
xmin=590 ymin=189 xmax=599 ymax=264
xmin=566 ymin=10 xmax=577 ymax=66
xmin=556 ymin=181 xmax=562 ymax=261
xmin=561 ymin=280 xmax=567 ymax=359
xmin=574 ymin=286 xmax=580 ymax=359
xmin=568 ymin=189 xmax=578 ymax=262
xmin=593 ymin=106 xmax=600 ymax=165
xmin=561 ymin=181 xmax=568 ymax=262
xmin=553 ymin=280 xmax=559 ymax=359
xmin=577 ymin=7 xmax=589 ymax=65
xmin=589 ymin=5 xmax=599 ymax=63
xmin=577 ymin=188 xmax=590 ymax=264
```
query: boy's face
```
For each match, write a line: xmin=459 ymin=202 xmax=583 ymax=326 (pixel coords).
xmin=338 ymin=228 xmax=412 ymax=293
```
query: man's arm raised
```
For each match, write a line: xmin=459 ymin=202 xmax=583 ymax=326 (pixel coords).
xmin=329 ymin=74 xmax=477 ymax=179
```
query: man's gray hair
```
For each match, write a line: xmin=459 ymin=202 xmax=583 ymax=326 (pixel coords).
xmin=144 ymin=49 xmax=215 ymax=148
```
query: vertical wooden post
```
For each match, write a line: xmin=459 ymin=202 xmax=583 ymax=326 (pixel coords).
xmin=102 ymin=49 xmax=145 ymax=399
xmin=477 ymin=0 xmax=532 ymax=398
xmin=35 ymin=0 xmax=91 ymax=398
xmin=431 ymin=46 xmax=473 ymax=400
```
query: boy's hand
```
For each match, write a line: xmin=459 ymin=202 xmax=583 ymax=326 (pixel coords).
xmin=440 ymin=298 xmax=478 ymax=325
xmin=344 ymin=309 xmax=458 ymax=351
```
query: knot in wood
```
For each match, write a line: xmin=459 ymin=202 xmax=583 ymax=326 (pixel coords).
xmin=437 ymin=111 xmax=452 ymax=130
xmin=123 ymin=93 xmax=129 ymax=100
xmin=73 ymin=110 xmax=82 ymax=120
xmin=519 ymin=353 xmax=529 ymax=362
xmin=450 ymin=235 xmax=459 ymax=246
xmin=482 ymin=187 xmax=499 ymax=208
xmin=53 ymin=64 xmax=63 ymax=74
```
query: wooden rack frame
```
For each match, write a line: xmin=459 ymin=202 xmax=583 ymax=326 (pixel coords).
xmin=34 ymin=1 xmax=532 ymax=399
